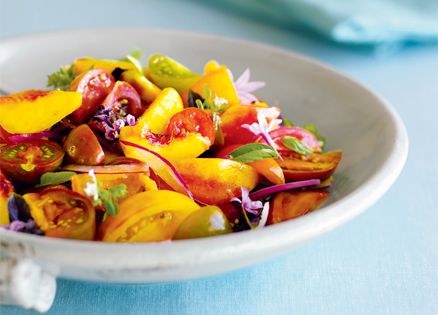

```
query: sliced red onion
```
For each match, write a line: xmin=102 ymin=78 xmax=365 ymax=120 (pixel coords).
xmin=249 ymin=179 xmax=321 ymax=200
xmin=119 ymin=140 xmax=193 ymax=199
xmin=63 ymin=163 xmax=149 ymax=174
xmin=8 ymin=131 xmax=58 ymax=142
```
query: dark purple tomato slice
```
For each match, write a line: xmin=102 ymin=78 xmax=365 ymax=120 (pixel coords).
xmin=64 ymin=124 xmax=105 ymax=166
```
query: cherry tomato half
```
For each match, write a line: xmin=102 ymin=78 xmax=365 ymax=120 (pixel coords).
xmin=64 ymin=124 xmax=105 ymax=165
xmin=23 ymin=187 xmax=96 ymax=240
xmin=167 ymin=108 xmax=215 ymax=145
xmin=268 ymin=190 xmax=329 ymax=224
xmin=69 ymin=69 xmax=115 ymax=124
xmin=102 ymin=81 xmax=143 ymax=117
xmin=0 ymin=140 xmax=64 ymax=184
xmin=277 ymin=151 xmax=342 ymax=182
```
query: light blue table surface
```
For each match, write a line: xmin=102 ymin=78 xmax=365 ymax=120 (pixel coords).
xmin=0 ymin=1 xmax=437 ymax=314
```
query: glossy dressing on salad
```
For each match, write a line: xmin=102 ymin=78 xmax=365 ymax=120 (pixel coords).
xmin=0 ymin=52 xmax=341 ymax=242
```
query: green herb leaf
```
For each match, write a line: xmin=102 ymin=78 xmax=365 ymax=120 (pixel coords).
xmin=229 ymin=143 xmax=279 ymax=163
xmin=195 ymin=99 xmax=205 ymax=110
xmin=194 ymin=85 xmax=228 ymax=114
xmin=282 ymin=117 xmax=294 ymax=127
xmin=98 ymin=183 xmax=128 ymax=216
xmin=303 ymin=123 xmax=326 ymax=148
xmin=120 ymin=50 xmax=143 ymax=73
xmin=47 ymin=65 xmax=76 ymax=91
xmin=36 ymin=171 xmax=76 ymax=187
xmin=281 ymin=136 xmax=313 ymax=155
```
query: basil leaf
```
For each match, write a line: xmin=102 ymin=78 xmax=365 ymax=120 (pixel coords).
xmin=36 ymin=171 xmax=76 ymax=187
xmin=229 ymin=143 xmax=279 ymax=163
xmin=281 ymin=136 xmax=313 ymax=155
xmin=303 ymin=123 xmax=326 ymax=148
xmin=282 ymin=117 xmax=294 ymax=127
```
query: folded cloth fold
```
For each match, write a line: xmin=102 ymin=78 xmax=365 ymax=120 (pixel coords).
xmin=213 ymin=0 xmax=438 ymax=45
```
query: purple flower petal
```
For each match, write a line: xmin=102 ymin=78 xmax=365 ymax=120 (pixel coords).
xmin=235 ymin=68 xmax=251 ymax=87
xmin=233 ymin=68 xmax=266 ymax=105
xmin=238 ymin=81 xmax=266 ymax=93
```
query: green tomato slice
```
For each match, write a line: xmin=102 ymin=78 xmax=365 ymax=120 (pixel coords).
xmin=173 ymin=206 xmax=232 ymax=240
xmin=148 ymin=54 xmax=201 ymax=93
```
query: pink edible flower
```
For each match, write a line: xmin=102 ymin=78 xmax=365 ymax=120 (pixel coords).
xmin=242 ymin=110 xmax=283 ymax=159
xmin=234 ymin=68 xmax=266 ymax=105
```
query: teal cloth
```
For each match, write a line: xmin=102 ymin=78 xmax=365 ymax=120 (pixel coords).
xmin=213 ymin=0 xmax=438 ymax=45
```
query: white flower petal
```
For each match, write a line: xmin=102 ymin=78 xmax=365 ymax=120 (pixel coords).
xmin=256 ymin=202 xmax=270 ymax=229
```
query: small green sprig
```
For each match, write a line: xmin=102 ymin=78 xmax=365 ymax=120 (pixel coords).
xmin=119 ymin=50 xmax=143 ymax=73
xmin=47 ymin=65 xmax=75 ymax=91
xmin=84 ymin=170 xmax=128 ymax=216
xmin=194 ymin=85 xmax=228 ymax=114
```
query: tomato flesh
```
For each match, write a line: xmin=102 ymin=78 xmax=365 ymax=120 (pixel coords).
xmin=102 ymin=81 xmax=143 ymax=117
xmin=64 ymin=124 xmax=105 ymax=165
xmin=167 ymin=108 xmax=215 ymax=144
xmin=0 ymin=140 xmax=64 ymax=184
xmin=69 ymin=69 xmax=115 ymax=124
xmin=23 ymin=188 xmax=96 ymax=240
xmin=98 ymin=190 xmax=200 ymax=242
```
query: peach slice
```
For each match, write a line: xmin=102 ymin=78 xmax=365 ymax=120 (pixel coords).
xmin=174 ymin=158 xmax=259 ymax=205
xmin=135 ymin=87 xmax=184 ymax=134
xmin=0 ymin=90 xmax=82 ymax=133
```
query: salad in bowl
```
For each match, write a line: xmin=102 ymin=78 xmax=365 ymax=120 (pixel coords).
xmin=0 ymin=52 xmax=341 ymax=243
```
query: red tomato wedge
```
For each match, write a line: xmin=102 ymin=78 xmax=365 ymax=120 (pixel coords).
xmin=167 ymin=108 xmax=215 ymax=145
xmin=102 ymin=81 xmax=143 ymax=117
xmin=69 ymin=69 xmax=115 ymax=124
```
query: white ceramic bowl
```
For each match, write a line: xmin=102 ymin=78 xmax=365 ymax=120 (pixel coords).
xmin=0 ymin=28 xmax=408 ymax=283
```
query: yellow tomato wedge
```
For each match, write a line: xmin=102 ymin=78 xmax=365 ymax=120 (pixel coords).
xmin=0 ymin=171 xmax=14 ymax=226
xmin=99 ymin=190 xmax=200 ymax=242
xmin=72 ymin=57 xmax=136 ymax=75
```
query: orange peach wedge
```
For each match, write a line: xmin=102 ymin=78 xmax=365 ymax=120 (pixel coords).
xmin=174 ymin=158 xmax=259 ymax=205
xmin=0 ymin=90 xmax=82 ymax=133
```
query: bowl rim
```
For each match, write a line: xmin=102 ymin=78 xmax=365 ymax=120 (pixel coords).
xmin=0 ymin=27 xmax=409 ymax=266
